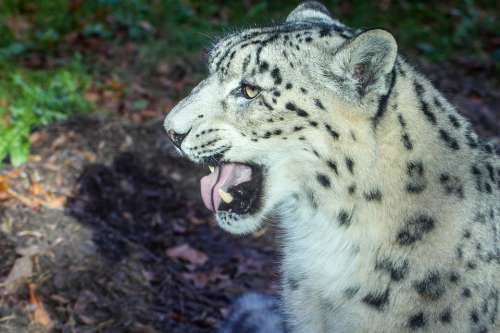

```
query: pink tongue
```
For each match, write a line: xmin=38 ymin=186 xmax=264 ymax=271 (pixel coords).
xmin=200 ymin=164 xmax=252 ymax=212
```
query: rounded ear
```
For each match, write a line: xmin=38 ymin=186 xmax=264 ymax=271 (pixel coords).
xmin=286 ymin=1 xmax=335 ymax=24
xmin=327 ymin=29 xmax=398 ymax=100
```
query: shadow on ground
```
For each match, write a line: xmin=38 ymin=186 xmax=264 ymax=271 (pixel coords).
xmin=56 ymin=152 xmax=278 ymax=333
xmin=0 ymin=117 xmax=278 ymax=333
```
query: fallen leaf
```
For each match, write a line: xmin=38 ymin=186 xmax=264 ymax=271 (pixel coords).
xmin=42 ymin=195 xmax=66 ymax=209
xmin=6 ymin=188 xmax=41 ymax=209
xmin=1 ymin=244 xmax=50 ymax=293
xmin=17 ymin=230 xmax=43 ymax=238
xmin=29 ymin=131 xmax=45 ymax=145
xmin=1 ymin=256 xmax=32 ymax=293
xmin=28 ymin=154 xmax=42 ymax=163
xmin=51 ymin=134 xmax=68 ymax=150
xmin=78 ymin=314 xmax=97 ymax=325
xmin=30 ymin=180 xmax=43 ymax=196
xmin=28 ymin=283 xmax=53 ymax=328
xmin=0 ymin=176 xmax=10 ymax=201
xmin=50 ymin=294 xmax=70 ymax=304
xmin=82 ymin=151 xmax=97 ymax=162
xmin=166 ymin=244 xmax=208 ymax=266
xmin=5 ymin=168 xmax=21 ymax=178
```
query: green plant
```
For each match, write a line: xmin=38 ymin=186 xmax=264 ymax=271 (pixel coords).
xmin=0 ymin=61 xmax=91 ymax=167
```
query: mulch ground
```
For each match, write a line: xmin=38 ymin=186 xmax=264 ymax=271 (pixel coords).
xmin=0 ymin=115 xmax=279 ymax=333
xmin=0 ymin=57 xmax=499 ymax=333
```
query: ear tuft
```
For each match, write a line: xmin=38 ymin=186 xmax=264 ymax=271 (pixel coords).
xmin=286 ymin=1 xmax=334 ymax=24
xmin=330 ymin=29 xmax=397 ymax=100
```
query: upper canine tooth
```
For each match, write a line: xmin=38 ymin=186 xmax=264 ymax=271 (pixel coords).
xmin=209 ymin=166 xmax=215 ymax=173
xmin=218 ymin=189 xmax=233 ymax=204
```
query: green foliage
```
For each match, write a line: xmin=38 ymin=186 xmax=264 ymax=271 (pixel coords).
xmin=0 ymin=60 xmax=90 ymax=166
xmin=324 ymin=0 xmax=499 ymax=62
xmin=0 ymin=0 xmax=498 ymax=62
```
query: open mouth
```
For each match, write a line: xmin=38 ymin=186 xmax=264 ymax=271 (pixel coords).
xmin=200 ymin=162 xmax=263 ymax=215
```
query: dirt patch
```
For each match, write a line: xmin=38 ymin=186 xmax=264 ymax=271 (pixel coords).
xmin=0 ymin=115 xmax=278 ymax=333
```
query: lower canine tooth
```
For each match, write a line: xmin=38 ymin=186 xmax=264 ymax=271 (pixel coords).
xmin=218 ymin=189 xmax=233 ymax=204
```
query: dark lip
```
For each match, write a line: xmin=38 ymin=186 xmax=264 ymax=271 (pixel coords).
xmin=199 ymin=148 xmax=230 ymax=166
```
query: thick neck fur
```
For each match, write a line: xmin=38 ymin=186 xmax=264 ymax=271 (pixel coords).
xmin=278 ymin=57 xmax=498 ymax=301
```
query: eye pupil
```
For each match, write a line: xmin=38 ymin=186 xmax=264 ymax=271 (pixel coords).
xmin=242 ymin=84 xmax=260 ymax=99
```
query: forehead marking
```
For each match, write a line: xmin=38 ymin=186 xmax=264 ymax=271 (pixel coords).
xmin=212 ymin=23 xmax=332 ymax=74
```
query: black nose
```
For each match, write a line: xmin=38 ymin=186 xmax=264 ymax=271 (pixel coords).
xmin=167 ymin=129 xmax=190 ymax=148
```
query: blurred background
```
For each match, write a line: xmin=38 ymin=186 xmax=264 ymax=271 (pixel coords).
xmin=0 ymin=1 xmax=499 ymax=332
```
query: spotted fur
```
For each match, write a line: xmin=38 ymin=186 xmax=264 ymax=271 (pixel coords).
xmin=164 ymin=2 xmax=499 ymax=332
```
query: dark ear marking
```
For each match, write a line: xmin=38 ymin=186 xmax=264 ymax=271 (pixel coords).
xmin=398 ymin=114 xmax=414 ymax=150
xmin=372 ymin=69 xmax=396 ymax=127
xmin=414 ymin=80 xmax=437 ymax=125
xmin=439 ymin=129 xmax=460 ymax=150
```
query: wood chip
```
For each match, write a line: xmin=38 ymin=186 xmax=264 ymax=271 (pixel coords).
xmin=166 ymin=244 xmax=208 ymax=266
xmin=1 ymin=256 xmax=32 ymax=293
xmin=28 ymin=283 xmax=53 ymax=328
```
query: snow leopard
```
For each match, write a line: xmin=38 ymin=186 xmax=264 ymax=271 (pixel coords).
xmin=163 ymin=2 xmax=500 ymax=332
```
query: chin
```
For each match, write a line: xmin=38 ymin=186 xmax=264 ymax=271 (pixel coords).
xmin=215 ymin=210 xmax=266 ymax=235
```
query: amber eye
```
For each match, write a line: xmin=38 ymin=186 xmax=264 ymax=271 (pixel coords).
xmin=241 ymin=84 xmax=261 ymax=99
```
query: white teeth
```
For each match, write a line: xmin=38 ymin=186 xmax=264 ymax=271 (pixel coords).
xmin=209 ymin=166 xmax=215 ymax=173
xmin=218 ymin=189 xmax=233 ymax=204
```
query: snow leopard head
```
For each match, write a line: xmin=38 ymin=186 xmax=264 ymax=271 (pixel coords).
xmin=164 ymin=1 xmax=398 ymax=234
